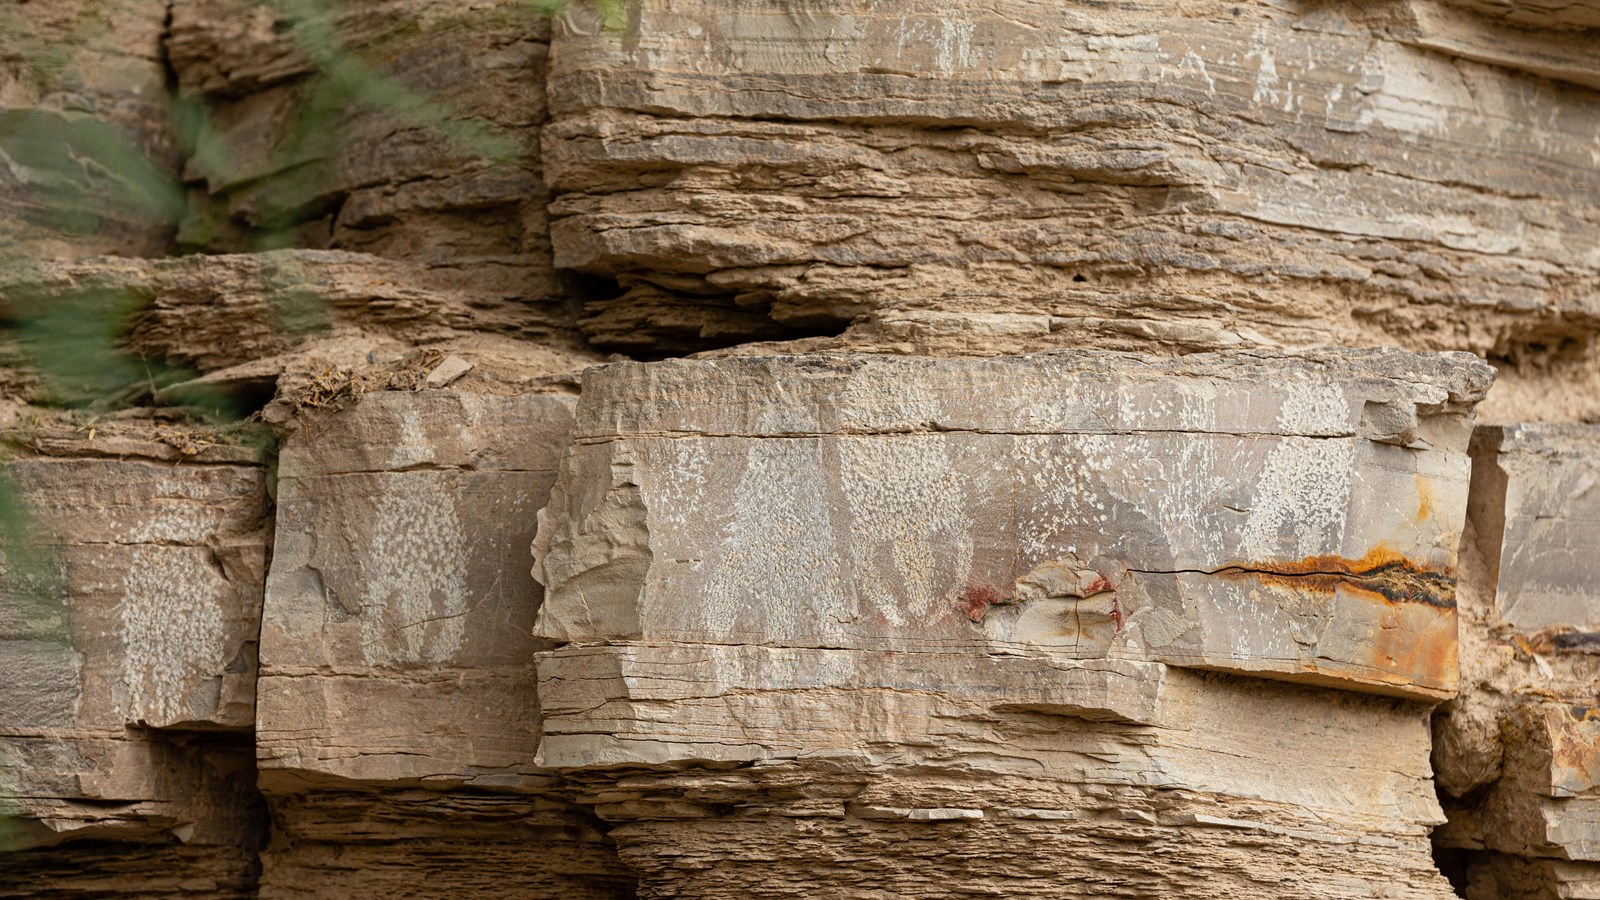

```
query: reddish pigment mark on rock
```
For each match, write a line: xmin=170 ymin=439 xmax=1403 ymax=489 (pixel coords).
xmin=1082 ymin=575 xmax=1114 ymax=596
xmin=960 ymin=583 xmax=1009 ymax=622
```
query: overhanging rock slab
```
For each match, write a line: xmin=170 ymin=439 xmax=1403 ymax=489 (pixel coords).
xmin=536 ymin=349 xmax=1492 ymax=702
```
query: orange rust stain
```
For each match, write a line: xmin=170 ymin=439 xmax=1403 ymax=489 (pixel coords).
xmin=1415 ymin=474 xmax=1434 ymax=523
xmin=1549 ymin=706 xmax=1600 ymax=795
xmin=1216 ymin=544 xmax=1457 ymax=610
xmin=1208 ymin=544 xmax=1458 ymax=690
xmin=1368 ymin=599 xmax=1457 ymax=691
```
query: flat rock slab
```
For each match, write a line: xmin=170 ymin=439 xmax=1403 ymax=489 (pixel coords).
xmin=1 ymin=456 xmax=268 ymax=732
xmin=1469 ymin=424 xmax=1600 ymax=637
xmin=258 ymin=390 xmax=575 ymax=787
xmin=536 ymin=349 xmax=1492 ymax=699
xmin=0 ymin=447 xmax=268 ymax=859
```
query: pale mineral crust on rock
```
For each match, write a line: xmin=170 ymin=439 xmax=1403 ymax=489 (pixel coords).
xmin=0 ymin=427 xmax=270 ymax=896
xmin=253 ymin=387 xmax=633 ymax=898
xmin=1434 ymin=424 xmax=1600 ymax=898
xmin=531 ymin=348 xmax=1484 ymax=898
xmin=536 ymin=350 xmax=1489 ymax=699
xmin=3 ymin=0 xmax=1600 ymax=895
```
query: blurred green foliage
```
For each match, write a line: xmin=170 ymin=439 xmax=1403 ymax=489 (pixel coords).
xmin=0 ymin=0 xmax=625 ymax=852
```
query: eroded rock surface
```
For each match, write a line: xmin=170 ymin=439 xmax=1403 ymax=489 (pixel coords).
xmin=255 ymin=388 xmax=633 ymax=899
xmin=532 ymin=349 xmax=1488 ymax=898
xmin=168 ymin=0 xmax=560 ymax=311
xmin=0 ymin=426 xmax=270 ymax=896
xmin=1434 ymin=425 xmax=1600 ymax=898
xmin=543 ymin=0 xmax=1600 ymax=421
xmin=4 ymin=0 xmax=1600 ymax=894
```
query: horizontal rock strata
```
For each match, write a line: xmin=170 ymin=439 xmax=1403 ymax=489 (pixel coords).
xmin=254 ymin=388 xmax=632 ymax=898
xmin=4 ymin=0 xmax=1600 ymax=894
xmin=168 ymin=0 xmax=559 ymax=309
xmin=532 ymin=348 xmax=1490 ymax=897
xmin=1434 ymin=424 xmax=1600 ymax=897
xmin=543 ymin=0 xmax=1600 ymax=420
xmin=0 ymin=427 xmax=270 ymax=896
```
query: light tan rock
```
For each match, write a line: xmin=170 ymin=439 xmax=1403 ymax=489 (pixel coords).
xmin=537 ymin=349 xmax=1489 ymax=699
xmin=1380 ymin=0 xmax=1600 ymax=90
xmin=254 ymin=388 xmax=633 ymax=897
xmin=531 ymin=348 xmax=1489 ymax=898
xmin=1434 ymin=424 xmax=1600 ymax=895
xmin=543 ymin=0 xmax=1600 ymax=421
xmin=0 ymin=250 xmax=601 ymax=415
xmin=168 ymin=0 xmax=557 ymax=307
xmin=0 ymin=431 xmax=269 ymax=895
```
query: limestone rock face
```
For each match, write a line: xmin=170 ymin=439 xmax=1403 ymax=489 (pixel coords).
xmin=531 ymin=349 xmax=1488 ymax=898
xmin=0 ymin=430 xmax=270 ymax=895
xmin=543 ymin=0 xmax=1600 ymax=420
xmin=0 ymin=0 xmax=182 ymax=258
xmin=1434 ymin=425 xmax=1600 ymax=897
xmin=254 ymin=388 xmax=632 ymax=899
xmin=5 ymin=0 xmax=1600 ymax=894
xmin=168 ymin=0 xmax=559 ymax=309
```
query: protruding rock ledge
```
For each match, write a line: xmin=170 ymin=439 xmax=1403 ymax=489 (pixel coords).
xmin=254 ymin=388 xmax=634 ymax=898
xmin=529 ymin=347 xmax=1483 ymax=899
xmin=536 ymin=349 xmax=1491 ymax=700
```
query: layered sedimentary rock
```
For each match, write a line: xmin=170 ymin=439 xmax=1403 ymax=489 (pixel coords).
xmin=1434 ymin=425 xmax=1600 ymax=898
xmin=1 ymin=250 xmax=597 ymax=401
xmin=0 ymin=424 xmax=270 ymax=896
xmin=0 ymin=0 xmax=182 ymax=258
xmin=543 ymin=0 xmax=1600 ymax=420
xmin=533 ymin=349 xmax=1490 ymax=898
xmin=254 ymin=388 xmax=632 ymax=898
xmin=4 ymin=0 xmax=1600 ymax=894
xmin=168 ymin=0 xmax=561 ymax=311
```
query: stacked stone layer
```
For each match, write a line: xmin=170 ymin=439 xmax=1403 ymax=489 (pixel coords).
xmin=2 ymin=0 xmax=1599 ymax=896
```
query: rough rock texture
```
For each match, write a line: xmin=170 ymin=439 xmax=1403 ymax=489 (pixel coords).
xmin=254 ymin=388 xmax=633 ymax=899
xmin=1434 ymin=425 xmax=1600 ymax=898
xmin=4 ymin=0 xmax=1600 ymax=895
xmin=532 ymin=349 xmax=1487 ymax=898
xmin=0 ymin=0 xmax=182 ymax=258
xmin=0 ymin=426 xmax=270 ymax=896
xmin=168 ymin=0 xmax=561 ymax=311
xmin=0 ymin=250 xmax=599 ymax=404
xmin=543 ymin=0 xmax=1600 ymax=421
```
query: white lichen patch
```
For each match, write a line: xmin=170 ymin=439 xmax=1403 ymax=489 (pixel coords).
xmin=1014 ymin=435 xmax=1115 ymax=563
xmin=700 ymin=440 xmax=841 ymax=641
xmin=118 ymin=547 xmax=226 ymax=725
xmin=1277 ymin=380 xmax=1353 ymax=435
xmin=1237 ymin=437 xmax=1354 ymax=561
xmin=1236 ymin=382 xmax=1357 ymax=560
xmin=126 ymin=478 xmax=216 ymax=544
xmin=837 ymin=434 xmax=971 ymax=625
xmin=386 ymin=409 xmax=435 ymax=469
xmin=360 ymin=478 xmax=468 ymax=665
